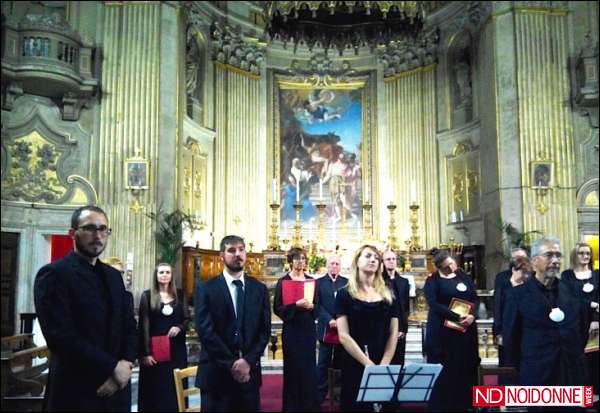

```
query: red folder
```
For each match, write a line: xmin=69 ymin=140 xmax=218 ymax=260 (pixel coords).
xmin=282 ymin=279 xmax=316 ymax=305
xmin=151 ymin=335 xmax=171 ymax=362
xmin=323 ymin=326 xmax=340 ymax=345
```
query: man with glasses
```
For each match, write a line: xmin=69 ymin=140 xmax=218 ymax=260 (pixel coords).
xmin=503 ymin=236 xmax=586 ymax=388
xmin=492 ymin=247 xmax=528 ymax=368
xmin=34 ymin=205 xmax=137 ymax=411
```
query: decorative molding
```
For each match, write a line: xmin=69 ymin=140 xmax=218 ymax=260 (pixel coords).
xmin=280 ymin=54 xmax=362 ymax=87
xmin=378 ymin=28 xmax=440 ymax=77
xmin=211 ymin=21 xmax=265 ymax=76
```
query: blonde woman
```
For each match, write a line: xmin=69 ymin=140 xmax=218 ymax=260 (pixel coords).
xmin=138 ymin=263 xmax=190 ymax=412
xmin=560 ymin=242 xmax=599 ymax=397
xmin=335 ymin=245 xmax=399 ymax=412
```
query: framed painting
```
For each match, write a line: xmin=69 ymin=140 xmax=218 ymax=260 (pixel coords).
xmin=272 ymin=75 xmax=372 ymax=235
xmin=531 ymin=161 xmax=553 ymax=189
xmin=125 ymin=158 xmax=149 ymax=189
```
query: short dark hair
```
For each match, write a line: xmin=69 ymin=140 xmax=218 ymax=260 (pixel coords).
xmin=287 ymin=247 xmax=306 ymax=264
xmin=432 ymin=249 xmax=451 ymax=269
xmin=509 ymin=256 xmax=532 ymax=272
xmin=219 ymin=235 xmax=245 ymax=252
xmin=71 ymin=205 xmax=108 ymax=229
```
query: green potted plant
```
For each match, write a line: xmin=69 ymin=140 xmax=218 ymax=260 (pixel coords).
xmin=147 ymin=207 xmax=193 ymax=265
xmin=307 ymin=254 xmax=326 ymax=274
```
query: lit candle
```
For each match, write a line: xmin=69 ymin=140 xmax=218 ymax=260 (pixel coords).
xmin=272 ymin=178 xmax=277 ymax=203
xmin=389 ymin=180 xmax=395 ymax=205
xmin=451 ymin=211 xmax=457 ymax=223
xmin=460 ymin=210 xmax=464 ymax=221
xmin=319 ymin=178 xmax=323 ymax=201
xmin=410 ymin=180 xmax=417 ymax=205
xmin=296 ymin=185 xmax=300 ymax=204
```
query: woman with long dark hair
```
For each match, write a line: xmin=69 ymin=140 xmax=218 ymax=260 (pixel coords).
xmin=138 ymin=263 xmax=190 ymax=412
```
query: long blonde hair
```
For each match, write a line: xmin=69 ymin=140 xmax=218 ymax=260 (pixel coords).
xmin=347 ymin=245 xmax=394 ymax=304
xmin=570 ymin=242 xmax=594 ymax=271
xmin=151 ymin=262 xmax=178 ymax=311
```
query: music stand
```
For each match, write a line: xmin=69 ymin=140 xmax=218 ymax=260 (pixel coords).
xmin=356 ymin=363 xmax=443 ymax=408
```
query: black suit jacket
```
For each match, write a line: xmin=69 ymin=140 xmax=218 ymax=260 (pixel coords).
xmin=316 ymin=274 xmax=348 ymax=340
xmin=194 ymin=273 xmax=271 ymax=392
xmin=384 ymin=271 xmax=410 ymax=334
xmin=492 ymin=269 xmax=511 ymax=337
xmin=34 ymin=251 xmax=137 ymax=412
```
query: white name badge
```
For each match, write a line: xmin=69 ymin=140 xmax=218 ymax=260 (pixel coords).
xmin=162 ymin=304 xmax=174 ymax=316
xmin=456 ymin=282 xmax=467 ymax=292
xmin=549 ymin=307 xmax=565 ymax=323
xmin=583 ymin=283 xmax=594 ymax=293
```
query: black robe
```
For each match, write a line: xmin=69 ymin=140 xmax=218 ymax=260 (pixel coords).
xmin=503 ymin=276 xmax=587 ymax=386
xmin=34 ymin=251 xmax=137 ymax=412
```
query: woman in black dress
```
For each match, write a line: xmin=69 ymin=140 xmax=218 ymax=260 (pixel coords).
xmin=560 ymin=242 xmax=599 ymax=398
xmin=138 ymin=263 xmax=190 ymax=412
xmin=335 ymin=244 xmax=399 ymax=412
xmin=424 ymin=250 xmax=480 ymax=411
xmin=274 ymin=247 xmax=320 ymax=412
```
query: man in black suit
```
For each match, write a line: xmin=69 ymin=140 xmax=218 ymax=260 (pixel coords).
xmin=316 ymin=255 xmax=348 ymax=403
xmin=492 ymin=247 xmax=527 ymax=367
xmin=382 ymin=249 xmax=410 ymax=366
xmin=34 ymin=205 xmax=137 ymax=411
xmin=195 ymin=235 xmax=271 ymax=411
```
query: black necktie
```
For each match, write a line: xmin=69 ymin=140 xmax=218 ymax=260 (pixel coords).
xmin=232 ymin=279 xmax=245 ymax=348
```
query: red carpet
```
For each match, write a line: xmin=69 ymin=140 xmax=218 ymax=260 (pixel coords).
xmin=260 ymin=374 xmax=283 ymax=412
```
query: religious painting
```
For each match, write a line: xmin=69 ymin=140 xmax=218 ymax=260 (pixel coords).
xmin=531 ymin=161 xmax=553 ymax=189
xmin=125 ymin=159 xmax=149 ymax=189
xmin=276 ymin=84 xmax=364 ymax=233
xmin=445 ymin=141 xmax=481 ymax=223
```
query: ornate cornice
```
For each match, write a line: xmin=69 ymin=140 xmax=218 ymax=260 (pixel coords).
xmin=378 ymin=27 xmax=440 ymax=77
xmin=211 ymin=21 xmax=265 ymax=76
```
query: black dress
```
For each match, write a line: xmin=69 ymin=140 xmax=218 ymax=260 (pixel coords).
xmin=274 ymin=274 xmax=320 ymax=412
xmin=424 ymin=271 xmax=480 ymax=411
xmin=560 ymin=269 xmax=599 ymax=393
xmin=138 ymin=289 xmax=190 ymax=412
xmin=334 ymin=287 xmax=400 ymax=412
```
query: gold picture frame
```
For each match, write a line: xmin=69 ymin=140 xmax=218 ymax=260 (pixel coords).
xmin=125 ymin=158 xmax=149 ymax=189
xmin=531 ymin=161 xmax=553 ymax=189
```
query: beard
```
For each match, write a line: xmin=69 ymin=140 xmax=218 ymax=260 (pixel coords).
xmin=75 ymin=237 xmax=106 ymax=259
xmin=225 ymin=259 xmax=244 ymax=273
xmin=546 ymin=265 xmax=561 ymax=278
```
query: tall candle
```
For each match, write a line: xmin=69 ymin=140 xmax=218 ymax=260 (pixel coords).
xmin=319 ymin=178 xmax=323 ymax=201
xmin=410 ymin=180 xmax=417 ymax=205
xmin=296 ymin=185 xmax=300 ymax=204
xmin=272 ymin=178 xmax=277 ymax=203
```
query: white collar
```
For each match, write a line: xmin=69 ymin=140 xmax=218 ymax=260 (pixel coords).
xmin=223 ymin=268 xmax=245 ymax=286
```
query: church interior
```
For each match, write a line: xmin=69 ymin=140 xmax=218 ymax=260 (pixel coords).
xmin=1 ymin=0 xmax=599 ymax=410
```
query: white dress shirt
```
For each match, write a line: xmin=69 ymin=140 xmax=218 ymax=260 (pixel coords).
xmin=223 ymin=268 xmax=245 ymax=317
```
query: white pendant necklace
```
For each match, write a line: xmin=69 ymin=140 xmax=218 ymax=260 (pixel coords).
xmin=583 ymin=283 xmax=594 ymax=293
xmin=456 ymin=282 xmax=467 ymax=292
xmin=162 ymin=304 xmax=173 ymax=316
xmin=549 ymin=307 xmax=565 ymax=322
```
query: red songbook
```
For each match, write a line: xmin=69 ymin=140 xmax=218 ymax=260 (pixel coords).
xmin=323 ymin=326 xmax=340 ymax=345
xmin=443 ymin=298 xmax=474 ymax=333
xmin=282 ymin=279 xmax=316 ymax=305
xmin=151 ymin=335 xmax=171 ymax=362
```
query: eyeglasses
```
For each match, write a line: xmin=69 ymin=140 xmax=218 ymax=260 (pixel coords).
xmin=577 ymin=251 xmax=592 ymax=256
xmin=76 ymin=225 xmax=112 ymax=235
xmin=541 ymin=251 xmax=562 ymax=259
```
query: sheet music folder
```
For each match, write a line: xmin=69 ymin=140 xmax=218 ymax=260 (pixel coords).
xmin=356 ymin=363 xmax=443 ymax=403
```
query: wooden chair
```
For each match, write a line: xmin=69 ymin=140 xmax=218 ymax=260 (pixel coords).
xmin=173 ymin=366 xmax=201 ymax=412
xmin=478 ymin=365 xmax=518 ymax=386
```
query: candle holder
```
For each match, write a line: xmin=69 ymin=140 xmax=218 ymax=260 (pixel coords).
xmin=316 ymin=203 xmax=327 ymax=249
xmin=267 ymin=203 xmax=281 ymax=251
xmin=408 ymin=203 xmax=422 ymax=252
xmin=362 ymin=203 xmax=373 ymax=242
xmin=292 ymin=204 xmax=303 ymax=248
xmin=387 ymin=203 xmax=399 ymax=251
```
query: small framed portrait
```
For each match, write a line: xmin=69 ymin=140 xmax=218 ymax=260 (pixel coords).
xmin=125 ymin=159 xmax=149 ymax=189
xmin=410 ymin=254 xmax=428 ymax=272
xmin=531 ymin=161 xmax=553 ymax=189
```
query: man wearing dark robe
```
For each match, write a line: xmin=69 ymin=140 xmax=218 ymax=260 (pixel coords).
xmin=34 ymin=205 xmax=137 ymax=411
xmin=504 ymin=236 xmax=586 ymax=387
